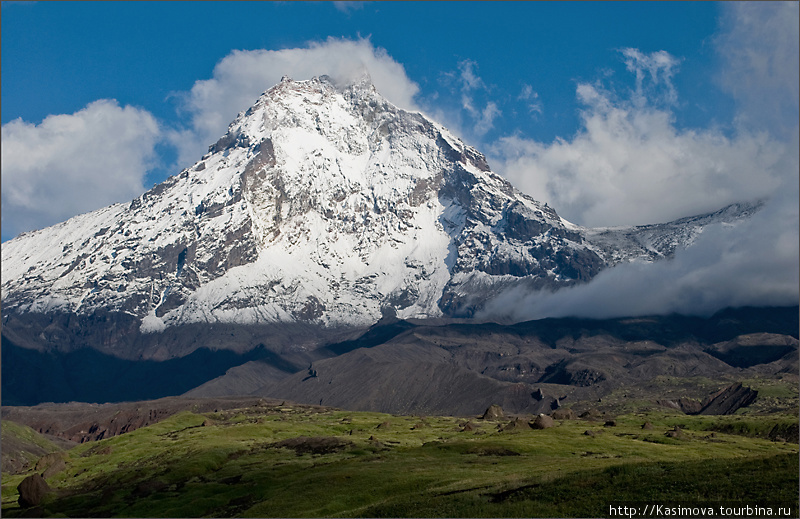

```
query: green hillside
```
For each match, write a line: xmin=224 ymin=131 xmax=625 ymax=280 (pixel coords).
xmin=1 ymin=420 xmax=67 ymax=475
xmin=2 ymin=403 xmax=797 ymax=517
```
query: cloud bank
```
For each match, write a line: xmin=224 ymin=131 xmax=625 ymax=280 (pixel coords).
xmin=492 ymin=82 xmax=787 ymax=228
xmin=480 ymin=2 xmax=799 ymax=321
xmin=1 ymin=100 xmax=160 ymax=240
xmin=715 ymin=1 xmax=799 ymax=136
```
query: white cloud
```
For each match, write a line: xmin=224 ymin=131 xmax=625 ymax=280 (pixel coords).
xmin=441 ymin=59 xmax=502 ymax=138
xmin=481 ymin=5 xmax=799 ymax=321
xmin=1 ymin=100 xmax=160 ymax=239
xmin=474 ymin=102 xmax=501 ymax=137
xmin=493 ymin=83 xmax=786 ymax=227
xmin=481 ymin=135 xmax=799 ymax=321
xmin=333 ymin=1 xmax=366 ymax=14
xmin=620 ymin=48 xmax=681 ymax=106
xmin=518 ymin=84 xmax=542 ymax=115
xmin=715 ymin=1 xmax=799 ymax=136
xmin=457 ymin=59 xmax=485 ymax=91
xmin=168 ymin=37 xmax=420 ymax=168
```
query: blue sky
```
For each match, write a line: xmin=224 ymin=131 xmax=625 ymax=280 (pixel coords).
xmin=1 ymin=1 xmax=798 ymax=317
xmin=2 ymin=2 xmax=726 ymax=136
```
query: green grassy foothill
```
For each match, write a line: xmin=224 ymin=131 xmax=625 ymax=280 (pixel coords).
xmin=2 ymin=405 xmax=797 ymax=518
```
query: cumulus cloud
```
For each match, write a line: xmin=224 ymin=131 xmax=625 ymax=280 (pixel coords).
xmin=482 ymin=3 xmax=799 ymax=321
xmin=1 ymin=100 xmax=160 ymax=240
xmin=480 ymin=140 xmax=799 ymax=322
xmin=493 ymin=83 xmax=786 ymax=227
xmin=168 ymin=37 xmax=420 ymax=168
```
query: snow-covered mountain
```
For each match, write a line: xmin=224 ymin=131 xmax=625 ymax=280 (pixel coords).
xmin=1 ymin=74 xmax=761 ymax=337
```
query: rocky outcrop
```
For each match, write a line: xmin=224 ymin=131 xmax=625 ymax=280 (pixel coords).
xmin=18 ymin=473 xmax=51 ymax=507
xmin=657 ymin=383 xmax=758 ymax=416
xmin=481 ymin=404 xmax=504 ymax=420
xmin=768 ymin=423 xmax=799 ymax=444
xmin=531 ymin=414 xmax=554 ymax=429
xmin=697 ymin=383 xmax=758 ymax=415
xmin=550 ymin=408 xmax=576 ymax=420
xmin=502 ymin=418 xmax=532 ymax=432
xmin=35 ymin=452 xmax=67 ymax=479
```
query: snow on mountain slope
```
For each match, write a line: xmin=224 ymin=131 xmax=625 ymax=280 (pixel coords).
xmin=1 ymin=75 xmax=761 ymax=333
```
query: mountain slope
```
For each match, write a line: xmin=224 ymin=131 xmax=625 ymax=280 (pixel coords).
xmin=1 ymin=75 xmax=760 ymax=341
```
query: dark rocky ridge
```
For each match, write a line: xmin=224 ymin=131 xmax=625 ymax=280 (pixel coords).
xmin=207 ymin=306 xmax=797 ymax=416
xmin=2 ymin=307 xmax=798 ymax=414
xmin=3 ymin=305 xmax=796 ymax=409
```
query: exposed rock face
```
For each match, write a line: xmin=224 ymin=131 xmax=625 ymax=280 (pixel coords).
xmin=17 ymin=473 xmax=50 ymax=507
xmin=531 ymin=414 xmax=555 ymax=429
xmin=768 ymin=423 xmax=799 ymax=444
xmin=481 ymin=404 xmax=504 ymax=420
xmin=551 ymin=408 xmax=576 ymax=420
xmin=657 ymin=383 xmax=758 ymax=415
xmin=502 ymin=418 xmax=532 ymax=432
xmin=35 ymin=452 xmax=66 ymax=479
xmin=697 ymin=383 xmax=758 ymax=415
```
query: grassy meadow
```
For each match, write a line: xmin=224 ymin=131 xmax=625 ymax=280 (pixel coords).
xmin=2 ymin=399 xmax=798 ymax=518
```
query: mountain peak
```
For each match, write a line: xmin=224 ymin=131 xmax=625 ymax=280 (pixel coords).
xmin=1 ymin=76 xmax=760 ymax=337
xmin=344 ymin=69 xmax=375 ymax=90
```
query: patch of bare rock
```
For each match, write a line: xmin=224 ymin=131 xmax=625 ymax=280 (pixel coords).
xmin=550 ymin=408 xmax=577 ymax=420
xmin=657 ymin=383 xmax=758 ymax=415
xmin=481 ymin=404 xmax=504 ymax=420
xmin=17 ymin=473 xmax=50 ymax=508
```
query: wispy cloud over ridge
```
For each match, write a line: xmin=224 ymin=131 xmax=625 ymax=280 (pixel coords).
xmin=620 ymin=48 xmax=682 ymax=107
